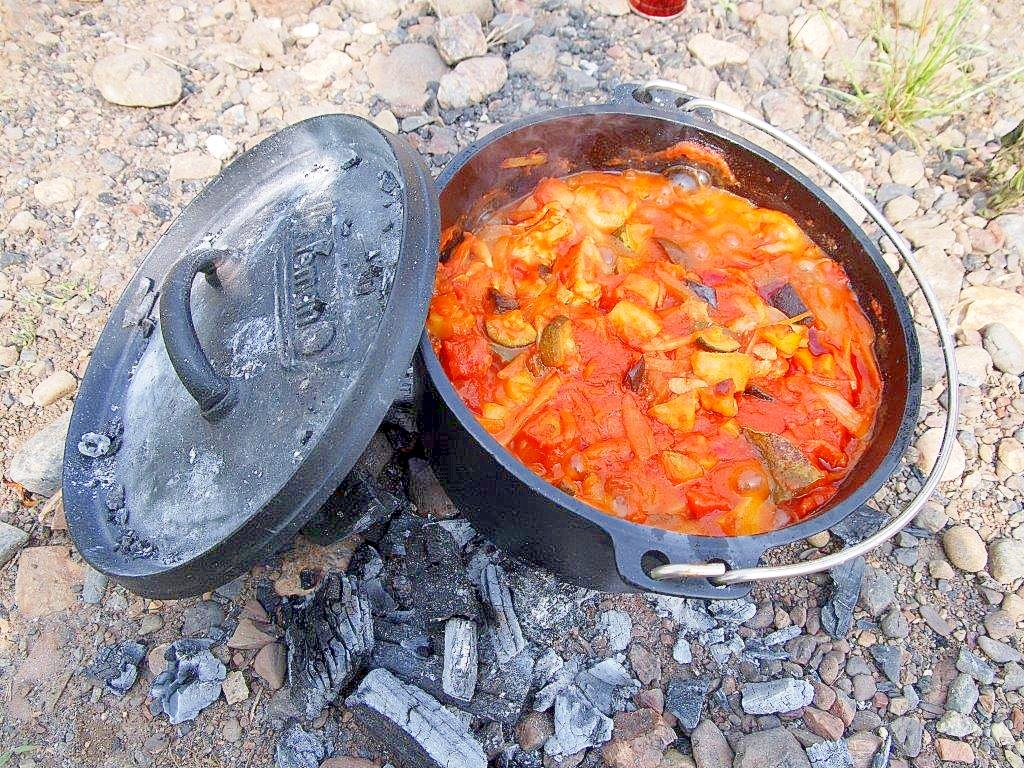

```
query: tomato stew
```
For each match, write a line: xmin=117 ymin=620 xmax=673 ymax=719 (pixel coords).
xmin=427 ymin=145 xmax=882 ymax=536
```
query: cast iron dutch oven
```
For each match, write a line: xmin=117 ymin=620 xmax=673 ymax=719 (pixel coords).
xmin=64 ymin=85 xmax=920 ymax=600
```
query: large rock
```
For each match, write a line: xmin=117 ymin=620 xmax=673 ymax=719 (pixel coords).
xmin=433 ymin=13 xmax=487 ymax=65
xmin=0 ymin=522 xmax=29 ymax=568
xmin=8 ymin=410 xmax=71 ymax=496
xmin=988 ymin=539 xmax=1024 ymax=584
xmin=368 ymin=43 xmax=449 ymax=118
xmin=509 ymin=35 xmax=558 ymax=79
xmin=733 ymin=728 xmax=811 ymax=768
xmin=93 ymin=51 xmax=182 ymax=108
xmin=437 ymin=56 xmax=507 ymax=110
xmin=942 ymin=525 xmax=987 ymax=573
xmin=14 ymin=546 xmax=84 ymax=618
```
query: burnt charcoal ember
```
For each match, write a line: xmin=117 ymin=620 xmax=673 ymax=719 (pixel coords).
xmin=372 ymin=640 xmax=531 ymax=725
xmin=257 ymin=577 xmax=284 ymax=619
xmin=575 ymin=659 xmax=639 ymax=715
xmin=283 ymin=572 xmax=374 ymax=719
xmin=708 ymin=599 xmax=757 ymax=624
xmin=384 ymin=366 xmax=418 ymax=434
xmin=85 ymin=641 xmax=146 ymax=696
xmin=831 ymin=506 xmax=887 ymax=545
xmin=807 ymin=739 xmax=855 ymax=768
xmin=821 ymin=556 xmax=866 ymax=639
xmin=505 ymin=558 xmax=590 ymax=642
xmin=476 ymin=720 xmax=510 ymax=761
xmin=498 ymin=746 xmax=543 ymax=768
xmin=870 ymin=644 xmax=903 ymax=685
xmin=305 ymin=464 xmax=405 ymax=545
xmin=392 ymin=522 xmax=480 ymax=624
xmin=346 ymin=668 xmax=487 ymax=768
xmin=479 ymin=563 xmax=526 ymax=665
xmin=665 ymin=677 xmax=709 ymax=731
xmin=375 ymin=616 xmax=434 ymax=656
xmin=276 ymin=722 xmax=328 ymax=768
xmin=353 ymin=546 xmax=398 ymax=616
xmin=545 ymin=684 xmax=614 ymax=758
xmin=438 ymin=518 xmax=478 ymax=549
xmin=443 ymin=617 xmax=479 ymax=701
xmin=149 ymin=639 xmax=226 ymax=725
xmin=534 ymin=657 xmax=579 ymax=712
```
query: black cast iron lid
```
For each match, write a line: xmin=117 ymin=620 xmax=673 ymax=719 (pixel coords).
xmin=63 ymin=115 xmax=439 ymax=598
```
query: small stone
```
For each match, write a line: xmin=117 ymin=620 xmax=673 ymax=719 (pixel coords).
xmin=929 ymin=559 xmax=955 ymax=581
xmin=942 ymin=525 xmax=987 ymax=573
xmin=687 ymin=33 xmax=749 ymax=67
xmin=956 ymin=345 xmax=991 ymax=387
xmin=915 ymin=428 xmax=966 ymax=482
xmin=0 ymin=522 xmax=29 ymax=568
xmin=935 ymin=738 xmax=974 ymax=764
xmin=803 ymin=707 xmax=845 ymax=740
xmin=880 ymin=607 xmax=910 ymax=639
xmin=81 ymin=566 xmax=108 ymax=604
xmin=883 ymin=195 xmax=919 ymax=223
xmin=205 ymin=135 xmax=236 ymax=161
xmin=32 ymin=370 xmax=77 ymax=407
xmin=517 ymin=711 xmax=554 ymax=752
xmin=807 ymin=531 xmax=830 ymax=548
xmin=956 ymin=647 xmax=995 ymax=685
xmin=988 ymin=539 xmax=1024 ymax=584
xmin=148 ymin=643 xmax=171 ymax=677
xmin=433 ymin=13 xmax=487 ymax=65
xmin=859 ymin=566 xmax=895 ymax=617
xmin=759 ymin=88 xmax=807 ymax=131
xmin=337 ymin=0 xmax=399 ymax=21
xmin=977 ymin=635 xmax=1022 ymax=663
xmin=598 ymin=610 xmax=633 ymax=653
xmin=368 ymin=43 xmax=449 ymax=118
xmin=139 ymin=614 xmax=164 ymax=635
xmin=946 ymin=674 xmax=979 ymax=714
xmin=33 ymin=177 xmax=75 ymax=206
xmin=169 ymin=151 xmax=221 ymax=181
xmin=919 ymin=604 xmax=953 ymax=636
xmin=254 ymin=642 xmax=286 ymax=690
xmin=851 ymin=674 xmax=876 ymax=702
xmin=733 ymin=728 xmax=811 ymax=768
xmin=223 ymin=717 xmax=242 ymax=743
xmin=789 ymin=14 xmax=836 ymax=59
xmin=983 ymin=323 xmax=1024 ymax=375
xmin=240 ymin=20 xmax=283 ymax=57
xmin=741 ymin=678 xmax=814 ymax=715
xmin=627 ymin=644 xmax=660 ymax=686
xmin=888 ymin=150 xmax=926 ymax=187
xmin=14 ymin=546 xmax=84 ymax=617
xmin=936 ymin=710 xmax=980 ymax=738
xmin=437 ymin=56 xmax=507 ymax=110
xmin=182 ymin=600 xmax=224 ymax=637
xmin=222 ymin=670 xmax=249 ymax=705
xmin=227 ymin=617 xmax=276 ymax=650
xmin=371 ymin=109 xmax=399 ymax=134
xmin=889 ymin=716 xmax=923 ymax=758
xmin=589 ymin=0 xmax=630 ymax=15
xmin=1004 ymin=662 xmax=1024 ymax=691
xmin=984 ymin=609 xmax=1015 ymax=640
xmin=690 ymin=719 xmax=732 ymax=768
xmin=93 ymin=52 xmax=182 ymax=107
xmin=431 ymin=0 xmax=495 ymax=22
xmin=509 ymin=35 xmax=558 ymax=79
xmin=869 ymin=645 xmax=902 ymax=685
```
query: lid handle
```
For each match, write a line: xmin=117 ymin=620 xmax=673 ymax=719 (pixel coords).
xmin=158 ymin=249 xmax=238 ymax=422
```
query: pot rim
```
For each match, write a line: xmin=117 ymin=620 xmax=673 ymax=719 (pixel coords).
xmin=420 ymin=100 xmax=922 ymax=582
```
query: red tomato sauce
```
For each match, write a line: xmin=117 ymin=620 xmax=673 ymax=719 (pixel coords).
xmin=427 ymin=161 xmax=882 ymax=536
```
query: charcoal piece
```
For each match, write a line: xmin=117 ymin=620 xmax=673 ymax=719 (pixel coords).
xmin=257 ymin=577 xmax=284 ymax=619
xmin=533 ymin=649 xmax=564 ymax=685
xmin=545 ymin=685 xmax=613 ymax=758
xmin=479 ymin=563 xmax=526 ymax=665
xmin=505 ymin=559 xmax=591 ymax=642
xmin=384 ymin=366 xmax=418 ymax=434
xmin=476 ymin=720 xmax=510 ymax=760
xmin=742 ymin=639 xmax=789 ymax=662
xmin=374 ymin=617 xmax=434 ymax=657
xmin=498 ymin=746 xmax=543 ymax=768
xmin=821 ymin=556 xmax=865 ymax=639
xmin=346 ymin=668 xmax=487 ymax=768
xmin=763 ymin=626 xmax=802 ymax=646
xmin=869 ymin=644 xmax=903 ymax=685
xmin=304 ymin=463 xmax=404 ymax=545
xmin=831 ymin=507 xmax=887 ymax=545
xmin=534 ymin=657 xmax=580 ymax=712
xmin=475 ymin=646 xmax=534 ymax=723
xmin=806 ymin=739 xmax=854 ymax=768
xmin=390 ymin=522 xmax=480 ymax=624
xmin=85 ymin=641 xmax=146 ymax=696
xmin=275 ymin=722 xmax=328 ymax=768
xmin=148 ymin=639 xmax=225 ymax=725
xmin=443 ymin=617 xmax=479 ymax=701
xmin=652 ymin=596 xmax=716 ymax=633
xmin=371 ymin=641 xmax=527 ymax=724
xmin=438 ymin=518 xmax=478 ymax=548
xmin=740 ymin=678 xmax=814 ymax=715
xmin=283 ymin=572 xmax=374 ymax=719
xmin=708 ymin=598 xmax=757 ymax=624
xmin=665 ymin=677 xmax=708 ymax=730
xmin=575 ymin=658 xmax=639 ymax=715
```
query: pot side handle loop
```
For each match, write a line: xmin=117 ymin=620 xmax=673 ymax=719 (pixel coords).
xmin=630 ymin=79 xmax=960 ymax=588
xmin=158 ymin=249 xmax=238 ymax=422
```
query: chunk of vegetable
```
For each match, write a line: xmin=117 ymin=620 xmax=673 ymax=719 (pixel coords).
xmin=484 ymin=310 xmax=537 ymax=348
xmin=661 ymin=451 xmax=703 ymax=483
xmin=760 ymin=324 xmax=805 ymax=356
xmin=608 ymin=300 xmax=663 ymax=346
xmin=691 ymin=351 xmax=753 ymax=391
xmin=487 ymin=287 xmax=519 ymax=314
xmin=649 ymin=391 xmax=697 ymax=431
xmin=621 ymin=395 xmax=656 ymax=462
xmin=620 ymin=273 xmax=664 ymax=309
xmin=811 ymin=384 xmax=865 ymax=435
xmin=538 ymin=316 xmax=574 ymax=367
xmin=624 ymin=357 xmax=646 ymax=392
xmin=698 ymin=381 xmax=739 ymax=417
xmin=695 ymin=325 xmax=741 ymax=353
xmin=743 ymin=428 xmax=825 ymax=501
xmin=687 ymin=280 xmax=717 ymax=308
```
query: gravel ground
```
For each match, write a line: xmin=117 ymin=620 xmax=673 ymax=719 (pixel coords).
xmin=2 ymin=1 xmax=1024 ymax=767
